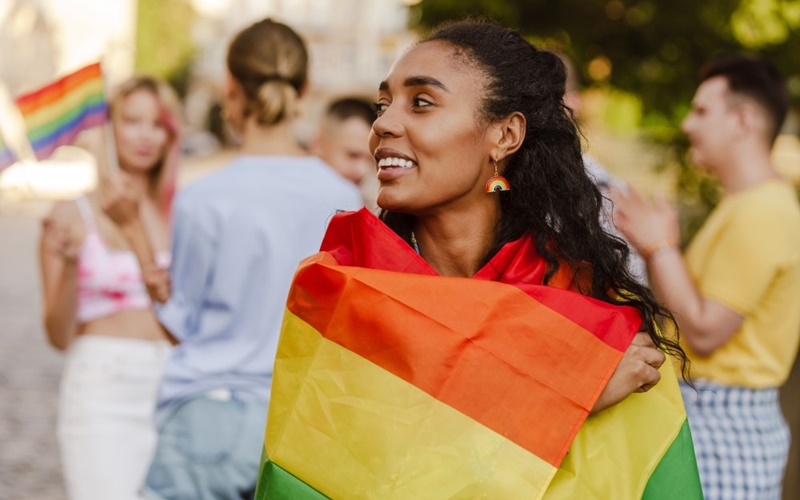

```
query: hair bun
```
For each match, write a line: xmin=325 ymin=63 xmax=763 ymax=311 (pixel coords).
xmin=226 ymin=18 xmax=308 ymax=127
xmin=254 ymin=79 xmax=299 ymax=125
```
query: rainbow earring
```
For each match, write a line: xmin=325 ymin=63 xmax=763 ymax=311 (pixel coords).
xmin=485 ymin=159 xmax=510 ymax=193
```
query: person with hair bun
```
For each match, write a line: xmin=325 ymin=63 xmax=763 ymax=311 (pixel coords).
xmin=256 ymin=19 xmax=701 ymax=498
xmin=103 ymin=18 xmax=362 ymax=499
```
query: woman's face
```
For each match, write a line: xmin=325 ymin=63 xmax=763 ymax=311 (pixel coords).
xmin=114 ymin=89 xmax=170 ymax=173
xmin=369 ymin=41 xmax=496 ymax=215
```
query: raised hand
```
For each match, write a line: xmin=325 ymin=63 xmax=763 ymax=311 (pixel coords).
xmin=41 ymin=217 xmax=81 ymax=264
xmin=98 ymin=174 xmax=140 ymax=229
xmin=610 ymin=186 xmax=680 ymax=258
xmin=143 ymin=267 xmax=171 ymax=303
xmin=592 ymin=331 xmax=666 ymax=414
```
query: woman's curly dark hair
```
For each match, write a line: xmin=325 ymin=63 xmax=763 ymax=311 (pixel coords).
xmin=380 ymin=19 xmax=689 ymax=375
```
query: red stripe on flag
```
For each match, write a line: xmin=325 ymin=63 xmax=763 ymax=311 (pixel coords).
xmin=16 ymin=63 xmax=103 ymax=115
xmin=320 ymin=209 xmax=642 ymax=353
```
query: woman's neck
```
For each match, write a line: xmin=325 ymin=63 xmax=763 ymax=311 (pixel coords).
xmin=239 ymin=119 xmax=306 ymax=157
xmin=413 ymin=201 xmax=500 ymax=278
xmin=117 ymin=168 xmax=151 ymax=200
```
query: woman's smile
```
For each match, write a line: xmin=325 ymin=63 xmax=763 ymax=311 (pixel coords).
xmin=374 ymin=147 xmax=418 ymax=181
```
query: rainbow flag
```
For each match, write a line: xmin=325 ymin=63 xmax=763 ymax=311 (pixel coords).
xmin=256 ymin=208 xmax=702 ymax=499
xmin=16 ymin=63 xmax=107 ymax=160
xmin=0 ymin=134 xmax=16 ymax=171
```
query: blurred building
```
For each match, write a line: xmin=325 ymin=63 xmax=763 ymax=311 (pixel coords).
xmin=0 ymin=0 xmax=416 ymax=132
xmin=0 ymin=0 xmax=418 ymax=193
xmin=0 ymin=0 xmax=136 ymax=199
xmin=0 ymin=0 xmax=136 ymax=95
xmin=192 ymin=0 xmax=414 ymax=92
xmin=187 ymin=0 xmax=417 ymax=146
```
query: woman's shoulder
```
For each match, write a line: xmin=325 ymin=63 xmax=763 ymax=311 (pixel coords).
xmin=42 ymin=197 xmax=87 ymax=242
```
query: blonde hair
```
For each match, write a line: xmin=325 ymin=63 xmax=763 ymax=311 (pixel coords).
xmin=109 ymin=76 xmax=181 ymax=215
xmin=226 ymin=18 xmax=308 ymax=126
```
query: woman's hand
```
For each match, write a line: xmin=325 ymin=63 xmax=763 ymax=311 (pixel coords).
xmin=592 ymin=332 xmax=665 ymax=414
xmin=144 ymin=267 xmax=171 ymax=303
xmin=40 ymin=217 xmax=81 ymax=264
xmin=99 ymin=174 xmax=140 ymax=229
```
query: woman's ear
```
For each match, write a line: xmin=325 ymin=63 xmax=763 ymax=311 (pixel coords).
xmin=224 ymin=71 xmax=241 ymax=102
xmin=491 ymin=112 xmax=526 ymax=162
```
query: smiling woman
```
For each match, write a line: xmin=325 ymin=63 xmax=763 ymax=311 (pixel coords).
xmin=256 ymin=20 xmax=701 ymax=499
xmin=37 ymin=75 xmax=180 ymax=500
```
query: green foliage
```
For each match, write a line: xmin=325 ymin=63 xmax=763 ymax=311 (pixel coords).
xmin=413 ymin=0 xmax=800 ymax=240
xmin=134 ymin=0 xmax=196 ymax=97
xmin=600 ymin=88 xmax=643 ymax=135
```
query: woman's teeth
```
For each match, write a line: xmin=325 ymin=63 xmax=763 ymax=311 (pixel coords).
xmin=378 ymin=157 xmax=415 ymax=169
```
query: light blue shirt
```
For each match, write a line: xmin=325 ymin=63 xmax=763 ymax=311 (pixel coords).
xmin=155 ymin=155 xmax=363 ymax=425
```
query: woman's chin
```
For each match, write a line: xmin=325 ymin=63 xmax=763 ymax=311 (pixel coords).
xmin=120 ymin=161 xmax=159 ymax=175
xmin=376 ymin=189 xmax=410 ymax=213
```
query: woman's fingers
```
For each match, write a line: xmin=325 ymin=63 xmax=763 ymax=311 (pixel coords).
xmin=635 ymin=365 xmax=662 ymax=393
xmin=631 ymin=331 xmax=655 ymax=347
xmin=630 ymin=332 xmax=666 ymax=369
xmin=98 ymin=174 xmax=140 ymax=226
xmin=144 ymin=268 xmax=171 ymax=303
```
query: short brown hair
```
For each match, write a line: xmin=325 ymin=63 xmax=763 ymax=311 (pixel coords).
xmin=700 ymin=55 xmax=789 ymax=143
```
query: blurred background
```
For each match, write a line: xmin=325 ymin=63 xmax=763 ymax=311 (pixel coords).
xmin=1 ymin=0 xmax=799 ymax=498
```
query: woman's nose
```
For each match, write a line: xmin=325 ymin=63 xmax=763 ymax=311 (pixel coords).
xmin=371 ymin=104 xmax=402 ymax=138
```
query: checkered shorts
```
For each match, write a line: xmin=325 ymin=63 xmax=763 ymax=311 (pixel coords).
xmin=681 ymin=381 xmax=789 ymax=500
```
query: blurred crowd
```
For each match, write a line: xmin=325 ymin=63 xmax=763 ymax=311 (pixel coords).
xmin=3 ymin=7 xmax=799 ymax=500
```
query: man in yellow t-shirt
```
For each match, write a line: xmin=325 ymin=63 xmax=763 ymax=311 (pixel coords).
xmin=612 ymin=56 xmax=800 ymax=500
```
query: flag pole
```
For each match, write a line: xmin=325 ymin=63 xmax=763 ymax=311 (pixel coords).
xmin=100 ymin=60 xmax=119 ymax=176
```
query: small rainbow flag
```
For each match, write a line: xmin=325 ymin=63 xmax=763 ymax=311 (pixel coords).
xmin=16 ymin=63 xmax=107 ymax=160
xmin=255 ymin=209 xmax=702 ymax=499
xmin=0 ymin=134 xmax=16 ymax=171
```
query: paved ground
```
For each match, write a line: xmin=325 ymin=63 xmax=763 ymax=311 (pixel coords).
xmin=0 ymin=200 xmax=66 ymax=499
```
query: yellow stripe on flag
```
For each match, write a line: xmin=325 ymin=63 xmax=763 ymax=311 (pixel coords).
xmin=266 ymin=310 xmax=558 ymax=499
xmin=545 ymin=361 xmax=687 ymax=498
xmin=21 ymin=79 xmax=104 ymax=128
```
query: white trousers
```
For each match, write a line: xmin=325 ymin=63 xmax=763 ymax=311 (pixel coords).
xmin=58 ymin=335 xmax=171 ymax=500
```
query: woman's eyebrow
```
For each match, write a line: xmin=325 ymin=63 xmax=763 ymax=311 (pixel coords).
xmin=404 ymin=76 xmax=449 ymax=92
xmin=378 ymin=76 xmax=450 ymax=93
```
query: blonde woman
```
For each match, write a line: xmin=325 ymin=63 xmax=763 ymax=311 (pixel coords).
xmin=38 ymin=76 xmax=181 ymax=500
xmin=103 ymin=19 xmax=362 ymax=498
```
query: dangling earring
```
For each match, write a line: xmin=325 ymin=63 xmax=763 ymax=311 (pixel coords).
xmin=485 ymin=158 xmax=511 ymax=193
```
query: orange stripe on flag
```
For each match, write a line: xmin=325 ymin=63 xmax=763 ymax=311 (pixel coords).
xmin=287 ymin=256 xmax=625 ymax=466
xmin=16 ymin=63 xmax=103 ymax=114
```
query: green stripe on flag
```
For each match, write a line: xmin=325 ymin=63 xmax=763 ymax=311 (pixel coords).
xmin=642 ymin=419 xmax=703 ymax=499
xmin=26 ymin=92 xmax=105 ymax=142
xmin=256 ymin=454 xmax=328 ymax=500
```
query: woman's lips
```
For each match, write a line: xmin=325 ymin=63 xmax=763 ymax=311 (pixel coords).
xmin=376 ymin=156 xmax=417 ymax=181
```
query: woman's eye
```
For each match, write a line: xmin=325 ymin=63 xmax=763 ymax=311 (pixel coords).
xmin=373 ymin=102 xmax=388 ymax=115
xmin=412 ymin=97 xmax=432 ymax=108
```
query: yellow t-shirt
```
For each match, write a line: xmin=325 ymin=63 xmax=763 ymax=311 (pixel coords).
xmin=681 ymin=180 xmax=800 ymax=388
